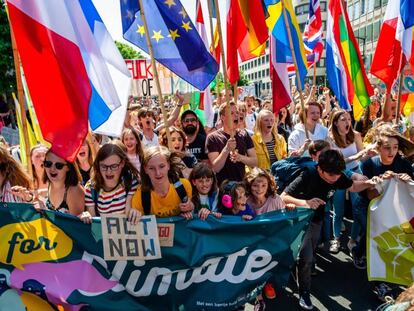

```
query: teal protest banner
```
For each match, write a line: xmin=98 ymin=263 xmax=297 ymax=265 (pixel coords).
xmin=0 ymin=204 xmax=312 ymax=310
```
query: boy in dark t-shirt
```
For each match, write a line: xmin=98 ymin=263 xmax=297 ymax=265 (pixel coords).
xmin=281 ymin=150 xmax=376 ymax=310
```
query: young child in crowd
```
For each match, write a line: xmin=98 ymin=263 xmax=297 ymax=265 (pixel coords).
xmin=245 ymin=167 xmax=295 ymax=214
xmin=189 ymin=163 xmax=221 ymax=220
xmin=121 ymin=127 xmax=144 ymax=174
xmin=218 ymin=180 xmax=255 ymax=220
xmin=80 ymin=143 xmax=140 ymax=224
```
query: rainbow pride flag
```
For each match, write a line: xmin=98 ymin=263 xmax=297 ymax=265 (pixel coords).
xmin=326 ymin=0 xmax=373 ymax=120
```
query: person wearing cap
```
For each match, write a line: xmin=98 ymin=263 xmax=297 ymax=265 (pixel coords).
xmin=180 ymin=110 xmax=208 ymax=163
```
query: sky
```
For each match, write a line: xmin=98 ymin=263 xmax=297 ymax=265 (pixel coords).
xmin=94 ymin=0 xmax=228 ymax=53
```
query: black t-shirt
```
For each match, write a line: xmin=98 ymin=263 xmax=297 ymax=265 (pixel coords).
xmin=187 ymin=133 xmax=208 ymax=161
xmin=284 ymin=168 xmax=353 ymax=222
xmin=206 ymin=129 xmax=254 ymax=184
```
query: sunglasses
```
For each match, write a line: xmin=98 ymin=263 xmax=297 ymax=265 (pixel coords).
xmin=100 ymin=162 xmax=121 ymax=172
xmin=44 ymin=160 xmax=67 ymax=170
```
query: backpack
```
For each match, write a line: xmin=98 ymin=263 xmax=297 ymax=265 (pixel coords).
xmin=141 ymin=180 xmax=187 ymax=215
xmin=271 ymin=156 xmax=317 ymax=194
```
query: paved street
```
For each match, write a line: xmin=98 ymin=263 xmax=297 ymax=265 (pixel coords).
xmin=247 ymin=217 xmax=403 ymax=311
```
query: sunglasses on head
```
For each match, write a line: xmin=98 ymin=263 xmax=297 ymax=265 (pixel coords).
xmin=44 ymin=160 xmax=67 ymax=170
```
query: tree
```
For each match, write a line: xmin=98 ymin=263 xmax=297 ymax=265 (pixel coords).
xmin=115 ymin=41 xmax=144 ymax=59
xmin=211 ymin=69 xmax=250 ymax=95
xmin=0 ymin=6 xmax=16 ymax=98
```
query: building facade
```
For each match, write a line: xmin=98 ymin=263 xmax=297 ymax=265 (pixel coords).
xmin=239 ymin=0 xmax=388 ymax=98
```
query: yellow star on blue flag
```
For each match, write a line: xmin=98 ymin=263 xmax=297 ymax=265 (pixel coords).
xmin=120 ymin=0 xmax=218 ymax=90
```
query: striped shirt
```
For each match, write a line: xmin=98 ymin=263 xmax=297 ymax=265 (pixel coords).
xmin=265 ymin=139 xmax=278 ymax=164
xmin=0 ymin=181 xmax=23 ymax=203
xmin=85 ymin=179 xmax=138 ymax=215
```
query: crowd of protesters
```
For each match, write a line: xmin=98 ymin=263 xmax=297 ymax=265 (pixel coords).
xmin=0 ymin=83 xmax=413 ymax=311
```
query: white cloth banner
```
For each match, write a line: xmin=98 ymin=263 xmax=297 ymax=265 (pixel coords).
xmin=368 ymin=178 xmax=414 ymax=286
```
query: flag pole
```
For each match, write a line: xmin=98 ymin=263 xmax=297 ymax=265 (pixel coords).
xmin=313 ymin=63 xmax=317 ymax=88
xmin=206 ymin=0 xmax=220 ymax=102
xmin=396 ymin=70 xmax=404 ymax=124
xmin=8 ymin=17 xmax=33 ymax=178
xmin=212 ymin=0 xmax=234 ymax=138
xmin=234 ymin=83 xmax=238 ymax=102
xmin=137 ymin=0 xmax=172 ymax=149
xmin=281 ymin=0 xmax=309 ymax=139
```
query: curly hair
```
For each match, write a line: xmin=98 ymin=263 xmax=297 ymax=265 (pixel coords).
xmin=244 ymin=167 xmax=276 ymax=198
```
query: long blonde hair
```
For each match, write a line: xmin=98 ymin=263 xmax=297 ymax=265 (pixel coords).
xmin=254 ymin=109 xmax=279 ymax=138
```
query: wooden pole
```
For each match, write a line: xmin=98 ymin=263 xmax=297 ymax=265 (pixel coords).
xmin=396 ymin=70 xmax=404 ymax=124
xmin=233 ymin=83 xmax=238 ymax=103
xmin=212 ymin=0 xmax=234 ymax=138
xmin=206 ymin=0 xmax=221 ymax=103
xmin=312 ymin=63 xmax=317 ymax=89
xmin=137 ymin=0 xmax=172 ymax=149
xmin=281 ymin=0 xmax=309 ymax=139
xmin=8 ymin=20 xmax=33 ymax=178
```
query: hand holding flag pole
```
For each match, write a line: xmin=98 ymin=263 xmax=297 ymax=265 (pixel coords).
xmin=212 ymin=0 xmax=233 ymax=138
xmin=281 ymin=0 xmax=309 ymax=139
xmin=137 ymin=0 xmax=172 ymax=149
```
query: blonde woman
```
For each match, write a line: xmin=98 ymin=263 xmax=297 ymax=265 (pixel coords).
xmin=252 ymin=109 xmax=287 ymax=170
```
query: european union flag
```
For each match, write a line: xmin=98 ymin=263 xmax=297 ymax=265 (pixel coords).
xmin=121 ymin=0 xmax=219 ymax=91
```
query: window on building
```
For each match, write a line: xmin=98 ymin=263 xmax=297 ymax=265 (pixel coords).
xmin=382 ymin=0 xmax=388 ymax=5
xmin=266 ymin=68 xmax=269 ymax=76
xmin=262 ymin=69 xmax=266 ymax=77
xmin=348 ymin=4 xmax=354 ymax=21
xmin=320 ymin=1 xmax=327 ymax=12
xmin=354 ymin=1 xmax=360 ymax=18
xmin=366 ymin=24 xmax=373 ymax=42
xmin=258 ymin=57 xmax=261 ymax=65
xmin=266 ymin=40 xmax=269 ymax=48
xmin=359 ymin=27 xmax=366 ymax=40
xmin=368 ymin=0 xmax=374 ymax=12
xmin=262 ymin=83 xmax=266 ymax=90
xmin=266 ymin=55 xmax=269 ymax=63
xmin=319 ymin=58 xmax=325 ymax=67
xmin=255 ymin=72 xmax=258 ymax=79
xmin=299 ymin=23 xmax=305 ymax=33
xmin=361 ymin=0 xmax=366 ymax=15
xmin=258 ymin=71 xmax=262 ymax=78
xmin=374 ymin=0 xmax=381 ymax=8
xmin=254 ymin=59 xmax=258 ymax=67
xmin=373 ymin=21 xmax=380 ymax=41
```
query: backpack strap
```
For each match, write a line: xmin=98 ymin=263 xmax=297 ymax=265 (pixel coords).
xmin=90 ymin=187 xmax=100 ymax=217
xmin=208 ymin=191 xmax=217 ymax=211
xmin=141 ymin=180 xmax=188 ymax=216
xmin=173 ymin=180 xmax=187 ymax=202
xmin=141 ymin=190 xmax=151 ymax=215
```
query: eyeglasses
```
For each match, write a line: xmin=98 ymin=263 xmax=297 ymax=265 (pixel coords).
xmin=183 ymin=117 xmax=197 ymax=123
xmin=44 ymin=160 xmax=67 ymax=170
xmin=99 ymin=162 xmax=121 ymax=172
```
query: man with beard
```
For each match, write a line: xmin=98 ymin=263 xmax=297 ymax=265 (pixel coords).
xmin=180 ymin=110 xmax=208 ymax=163
xmin=206 ymin=102 xmax=257 ymax=184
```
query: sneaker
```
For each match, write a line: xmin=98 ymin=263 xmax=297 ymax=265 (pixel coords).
xmin=347 ymin=239 xmax=357 ymax=252
xmin=263 ymin=282 xmax=276 ymax=299
xmin=351 ymin=249 xmax=366 ymax=270
xmin=329 ymin=239 xmax=340 ymax=254
xmin=374 ymin=283 xmax=394 ymax=302
xmin=299 ymin=291 xmax=313 ymax=310
xmin=254 ymin=299 xmax=266 ymax=311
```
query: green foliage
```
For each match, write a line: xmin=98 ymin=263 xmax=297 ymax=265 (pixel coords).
xmin=0 ymin=6 xmax=16 ymax=96
xmin=115 ymin=41 xmax=143 ymax=59
xmin=211 ymin=70 xmax=250 ymax=95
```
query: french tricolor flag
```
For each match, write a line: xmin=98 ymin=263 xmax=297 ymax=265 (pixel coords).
xmin=7 ymin=0 xmax=130 ymax=162
xmin=371 ymin=0 xmax=414 ymax=91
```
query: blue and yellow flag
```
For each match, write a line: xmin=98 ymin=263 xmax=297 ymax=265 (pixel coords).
xmin=264 ymin=0 xmax=308 ymax=88
xmin=121 ymin=0 xmax=219 ymax=91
